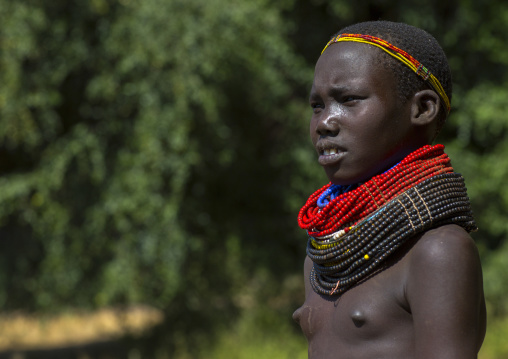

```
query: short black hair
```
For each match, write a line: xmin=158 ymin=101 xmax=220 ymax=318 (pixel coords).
xmin=333 ymin=21 xmax=451 ymax=129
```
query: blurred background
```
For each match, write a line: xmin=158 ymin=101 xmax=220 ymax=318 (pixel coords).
xmin=0 ymin=0 xmax=507 ymax=358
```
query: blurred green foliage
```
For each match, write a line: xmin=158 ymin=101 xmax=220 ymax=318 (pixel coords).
xmin=1 ymin=0 xmax=508 ymax=356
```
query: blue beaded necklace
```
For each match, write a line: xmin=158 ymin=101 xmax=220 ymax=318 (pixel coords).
xmin=317 ymin=184 xmax=357 ymax=208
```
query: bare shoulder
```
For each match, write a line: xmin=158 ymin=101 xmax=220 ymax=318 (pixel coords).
xmin=405 ymin=224 xmax=486 ymax=358
xmin=410 ymin=224 xmax=479 ymax=262
xmin=407 ymin=224 xmax=481 ymax=277
xmin=406 ymin=223 xmax=483 ymax=298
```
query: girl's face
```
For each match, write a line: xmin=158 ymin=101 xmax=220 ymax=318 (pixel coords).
xmin=309 ymin=41 xmax=418 ymax=185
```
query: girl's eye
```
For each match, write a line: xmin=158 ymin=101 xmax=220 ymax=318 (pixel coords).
xmin=311 ymin=103 xmax=324 ymax=112
xmin=342 ymin=95 xmax=366 ymax=104
xmin=343 ymin=96 xmax=358 ymax=103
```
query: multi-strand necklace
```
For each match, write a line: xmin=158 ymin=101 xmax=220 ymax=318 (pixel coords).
xmin=298 ymin=145 xmax=477 ymax=296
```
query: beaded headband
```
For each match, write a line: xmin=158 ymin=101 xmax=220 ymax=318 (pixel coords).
xmin=322 ymin=33 xmax=451 ymax=114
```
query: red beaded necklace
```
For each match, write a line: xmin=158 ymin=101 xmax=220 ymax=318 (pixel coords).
xmin=298 ymin=144 xmax=453 ymax=239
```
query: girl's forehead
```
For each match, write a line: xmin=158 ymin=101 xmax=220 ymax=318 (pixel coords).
xmin=315 ymin=42 xmax=380 ymax=72
xmin=312 ymin=42 xmax=395 ymax=92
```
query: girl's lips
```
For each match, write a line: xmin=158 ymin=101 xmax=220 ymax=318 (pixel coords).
xmin=318 ymin=151 xmax=345 ymax=166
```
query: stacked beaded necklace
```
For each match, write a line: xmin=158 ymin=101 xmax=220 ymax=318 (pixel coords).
xmin=298 ymin=145 xmax=477 ymax=296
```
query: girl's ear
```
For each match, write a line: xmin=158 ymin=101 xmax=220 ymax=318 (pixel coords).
xmin=410 ymin=89 xmax=440 ymax=126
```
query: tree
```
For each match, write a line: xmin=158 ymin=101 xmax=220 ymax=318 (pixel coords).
xmin=0 ymin=0 xmax=313 ymax=314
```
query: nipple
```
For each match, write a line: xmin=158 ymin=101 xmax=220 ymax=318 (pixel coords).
xmin=293 ymin=305 xmax=314 ymax=338
xmin=293 ymin=307 xmax=302 ymax=325
xmin=351 ymin=310 xmax=365 ymax=328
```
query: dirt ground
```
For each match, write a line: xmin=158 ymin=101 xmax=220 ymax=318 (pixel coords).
xmin=0 ymin=306 xmax=164 ymax=359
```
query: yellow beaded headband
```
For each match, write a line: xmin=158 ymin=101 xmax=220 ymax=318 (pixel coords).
xmin=322 ymin=33 xmax=451 ymax=114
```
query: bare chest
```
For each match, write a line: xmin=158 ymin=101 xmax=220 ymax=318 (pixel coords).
xmin=294 ymin=258 xmax=415 ymax=358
